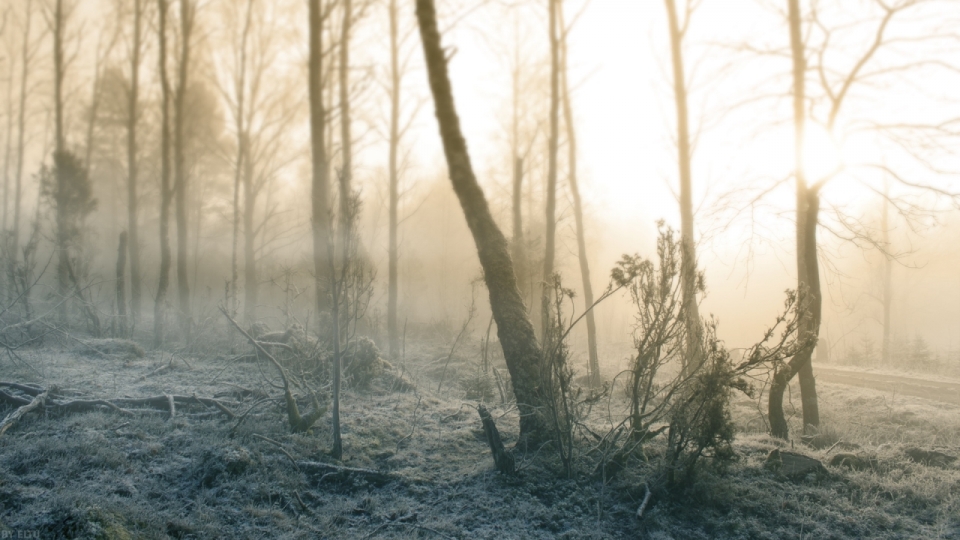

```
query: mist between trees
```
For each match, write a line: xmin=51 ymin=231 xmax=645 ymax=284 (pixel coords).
xmin=0 ymin=0 xmax=959 ymax=531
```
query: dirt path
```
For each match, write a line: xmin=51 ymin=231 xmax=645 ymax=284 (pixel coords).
xmin=816 ymin=366 xmax=960 ymax=405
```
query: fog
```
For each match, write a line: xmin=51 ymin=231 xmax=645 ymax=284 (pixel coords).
xmin=1 ymin=0 xmax=959 ymax=536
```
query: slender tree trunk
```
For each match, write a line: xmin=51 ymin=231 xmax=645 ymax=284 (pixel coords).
xmin=230 ymin=0 xmax=253 ymax=320
xmin=881 ymin=183 xmax=891 ymax=364
xmin=174 ymin=0 xmax=193 ymax=340
xmin=511 ymin=157 xmax=525 ymax=293
xmin=557 ymin=2 xmax=599 ymax=386
xmin=541 ymin=0 xmax=560 ymax=340
xmin=116 ymin=232 xmax=128 ymax=336
xmin=3 ymin=54 xmax=12 ymax=236
xmin=769 ymin=0 xmax=821 ymax=438
xmin=416 ymin=0 xmax=547 ymax=441
xmin=330 ymin=0 xmax=354 ymax=460
xmin=509 ymin=23 xmax=527 ymax=313
xmin=664 ymin=0 xmax=703 ymax=372
xmin=52 ymin=0 xmax=68 ymax=324
xmin=127 ymin=0 xmax=143 ymax=328
xmin=11 ymin=0 xmax=33 ymax=300
xmin=242 ymin=140 xmax=257 ymax=324
xmin=309 ymin=0 xmax=331 ymax=329
xmin=155 ymin=0 xmax=173 ymax=348
xmin=387 ymin=0 xmax=401 ymax=362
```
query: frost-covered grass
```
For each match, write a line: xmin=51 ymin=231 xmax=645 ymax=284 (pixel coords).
xmin=0 ymin=339 xmax=958 ymax=539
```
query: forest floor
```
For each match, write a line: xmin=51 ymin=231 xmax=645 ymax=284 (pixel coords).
xmin=0 ymin=335 xmax=958 ymax=539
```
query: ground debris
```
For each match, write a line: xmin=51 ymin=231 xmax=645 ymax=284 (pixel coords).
xmin=904 ymin=447 xmax=957 ymax=467
xmin=765 ymin=448 xmax=827 ymax=480
xmin=828 ymin=452 xmax=877 ymax=471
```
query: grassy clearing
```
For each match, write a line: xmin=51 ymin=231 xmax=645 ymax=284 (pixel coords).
xmin=0 ymin=340 xmax=958 ymax=539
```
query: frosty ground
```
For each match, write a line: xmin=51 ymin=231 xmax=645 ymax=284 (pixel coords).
xmin=0 ymin=337 xmax=958 ymax=539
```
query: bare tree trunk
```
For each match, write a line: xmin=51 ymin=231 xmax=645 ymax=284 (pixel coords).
xmin=155 ymin=0 xmax=173 ymax=348
xmin=174 ymin=0 xmax=193 ymax=341
xmin=330 ymin=0 xmax=354 ymax=460
xmin=664 ymin=0 xmax=703 ymax=372
xmin=557 ymin=2 xmax=599 ymax=387
xmin=52 ymin=0 xmax=69 ymax=325
xmin=242 ymin=139 xmax=257 ymax=324
xmin=11 ymin=0 xmax=34 ymax=303
xmin=127 ymin=0 xmax=143 ymax=328
xmin=509 ymin=25 xmax=528 ymax=314
xmin=230 ymin=0 xmax=253 ymax=320
xmin=116 ymin=232 xmax=128 ymax=336
xmin=387 ymin=0 xmax=401 ymax=362
xmin=881 ymin=183 xmax=891 ymax=364
xmin=511 ymin=156 xmax=525 ymax=294
xmin=541 ymin=0 xmax=560 ymax=340
xmin=2 ymin=49 xmax=12 ymax=236
xmin=309 ymin=0 xmax=331 ymax=328
xmin=416 ymin=0 xmax=547 ymax=441
xmin=769 ymin=0 xmax=821 ymax=438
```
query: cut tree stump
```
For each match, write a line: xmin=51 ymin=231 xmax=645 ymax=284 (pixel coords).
xmin=478 ymin=405 xmax=515 ymax=475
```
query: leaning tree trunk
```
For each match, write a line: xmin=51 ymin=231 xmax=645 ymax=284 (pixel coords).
xmin=769 ymin=0 xmax=821 ymax=438
xmin=155 ymin=0 xmax=173 ymax=348
xmin=558 ymin=1 xmax=600 ymax=387
xmin=664 ymin=0 xmax=703 ymax=372
xmin=416 ymin=0 xmax=547 ymax=441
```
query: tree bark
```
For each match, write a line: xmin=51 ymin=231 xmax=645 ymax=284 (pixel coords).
xmin=664 ymin=0 xmax=703 ymax=372
xmin=155 ymin=0 xmax=173 ymax=348
xmin=541 ymin=0 xmax=560 ymax=340
xmin=416 ymin=0 xmax=547 ymax=441
xmin=174 ymin=0 xmax=193 ymax=340
xmin=558 ymin=1 xmax=599 ymax=387
xmin=127 ymin=0 xmax=143 ymax=328
xmin=309 ymin=0 xmax=331 ymax=327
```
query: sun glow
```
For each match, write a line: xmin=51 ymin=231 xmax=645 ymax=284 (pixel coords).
xmin=801 ymin=123 xmax=843 ymax=182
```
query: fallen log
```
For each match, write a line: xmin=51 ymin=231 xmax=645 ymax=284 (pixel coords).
xmin=0 ymin=382 xmax=46 ymax=396
xmin=0 ymin=387 xmax=50 ymax=436
xmin=298 ymin=461 xmax=396 ymax=486
xmin=0 ymin=390 xmax=31 ymax=407
xmin=0 ymin=384 xmax=238 ymax=429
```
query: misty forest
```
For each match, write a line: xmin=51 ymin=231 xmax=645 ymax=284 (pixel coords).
xmin=0 ymin=0 xmax=959 ymax=537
